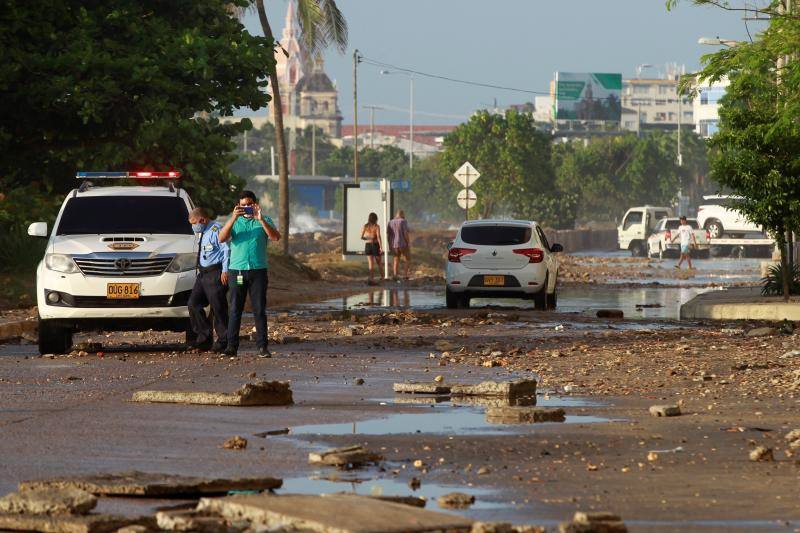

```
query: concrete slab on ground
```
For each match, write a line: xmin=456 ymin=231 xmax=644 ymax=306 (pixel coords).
xmin=680 ymin=287 xmax=800 ymax=321
xmin=197 ymin=493 xmax=474 ymax=533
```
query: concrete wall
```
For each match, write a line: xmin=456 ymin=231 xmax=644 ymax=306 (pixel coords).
xmin=546 ymin=228 xmax=617 ymax=253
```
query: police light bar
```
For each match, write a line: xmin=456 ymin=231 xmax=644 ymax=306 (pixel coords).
xmin=76 ymin=171 xmax=181 ymax=179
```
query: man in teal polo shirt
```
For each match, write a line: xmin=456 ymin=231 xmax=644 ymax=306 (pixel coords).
xmin=218 ymin=190 xmax=281 ymax=357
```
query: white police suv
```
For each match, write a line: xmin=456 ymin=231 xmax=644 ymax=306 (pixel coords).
xmin=27 ymin=171 xmax=197 ymax=354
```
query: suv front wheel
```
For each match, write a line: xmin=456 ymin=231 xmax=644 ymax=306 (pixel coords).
xmin=38 ymin=319 xmax=73 ymax=355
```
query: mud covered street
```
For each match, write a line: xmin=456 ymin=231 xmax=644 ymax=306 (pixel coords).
xmin=1 ymin=251 xmax=798 ymax=532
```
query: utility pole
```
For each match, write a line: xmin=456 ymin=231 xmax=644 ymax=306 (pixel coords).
xmin=777 ymin=0 xmax=795 ymax=278
xmin=311 ymin=125 xmax=316 ymax=176
xmin=353 ymin=49 xmax=360 ymax=183
xmin=409 ymin=75 xmax=414 ymax=171
xmin=677 ymin=96 xmax=682 ymax=167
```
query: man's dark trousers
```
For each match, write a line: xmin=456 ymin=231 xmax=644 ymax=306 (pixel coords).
xmin=227 ymin=268 xmax=268 ymax=352
xmin=188 ymin=264 xmax=228 ymax=348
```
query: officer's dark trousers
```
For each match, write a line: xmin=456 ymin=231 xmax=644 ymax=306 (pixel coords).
xmin=188 ymin=264 xmax=228 ymax=347
xmin=227 ymin=268 xmax=268 ymax=351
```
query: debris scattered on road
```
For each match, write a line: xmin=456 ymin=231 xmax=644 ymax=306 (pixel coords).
xmin=253 ymin=428 xmax=290 ymax=438
xmin=155 ymin=508 xmax=233 ymax=532
xmin=131 ymin=381 xmax=293 ymax=406
xmin=749 ymin=446 xmax=774 ymax=462
xmin=393 ymin=381 xmax=450 ymax=394
xmin=485 ymin=406 xmax=566 ymax=424
xmin=0 ymin=487 xmax=97 ymax=515
xmin=354 ymin=378 xmax=365 ymax=385
xmin=20 ymin=471 xmax=282 ymax=497
xmin=308 ymin=445 xmax=383 ymax=468
xmin=785 ymin=428 xmax=800 ymax=450
xmin=0 ymin=512 xmax=152 ymax=533
xmin=222 ymin=436 xmax=248 ymax=450
xmin=648 ymin=404 xmax=681 ymax=417
xmin=436 ymin=492 xmax=475 ymax=509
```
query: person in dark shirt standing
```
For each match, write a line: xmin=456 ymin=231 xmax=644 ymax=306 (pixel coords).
xmin=387 ymin=209 xmax=412 ymax=280
xmin=218 ymin=191 xmax=281 ymax=358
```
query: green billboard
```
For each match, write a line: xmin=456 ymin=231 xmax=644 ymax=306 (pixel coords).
xmin=554 ymin=72 xmax=622 ymax=121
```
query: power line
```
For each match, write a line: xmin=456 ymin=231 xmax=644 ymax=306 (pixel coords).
xmin=363 ymin=103 xmax=466 ymax=120
xmin=359 ymin=55 xmax=549 ymax=96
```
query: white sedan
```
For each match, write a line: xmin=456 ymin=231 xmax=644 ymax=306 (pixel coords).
xmin=445 ymin=220 xmax=562 ymax=310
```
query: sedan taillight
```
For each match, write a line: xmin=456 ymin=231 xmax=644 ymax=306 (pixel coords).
xmin=448 ymin=247 xmax=477 ymax=262
xmin=512 ymin=248 xmax=544 ymax=263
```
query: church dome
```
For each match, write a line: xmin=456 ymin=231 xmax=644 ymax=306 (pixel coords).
xmin=296 ymin=71 xmax=336 ymax=93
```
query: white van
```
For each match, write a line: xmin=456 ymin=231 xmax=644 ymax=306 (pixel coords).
xmin=27 ymin=172 xmax=197 ymax=354
xmin=617 ymin=206 xmax=673 ymax=257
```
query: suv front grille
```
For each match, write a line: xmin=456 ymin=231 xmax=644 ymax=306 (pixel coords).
xmin=73 ymin=257 xmax=173 ymax=277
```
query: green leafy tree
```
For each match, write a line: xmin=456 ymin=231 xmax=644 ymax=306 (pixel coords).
xmin=251 ymin=0 xmax=347 ymax=253
xmin=0 ymin=0 xmax=274 ymax=215
xmin=440 ymin=110 xmax=576 ymax=228
xmin=554 ymin=133 xmax=683 ymax=223
xmin=671 ymin=0 xmax=800 ymax=298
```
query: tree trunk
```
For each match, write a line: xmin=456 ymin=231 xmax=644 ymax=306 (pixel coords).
xmin=256 ymin=0 xmax=290 ymax=254
xmin=776 ymin=229 xmax=790 ymax=301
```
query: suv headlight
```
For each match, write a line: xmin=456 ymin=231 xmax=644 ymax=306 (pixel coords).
xmin=45 ymin=254 xmax=79 ymax=274
xmin=166 ymin=253 xmax=196 ymax=273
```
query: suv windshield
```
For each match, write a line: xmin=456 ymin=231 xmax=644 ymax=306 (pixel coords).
xmin=56 ymin=196 xmax=192 ymax=235
xmin=460 ymin=225 xmax=532 ymax=246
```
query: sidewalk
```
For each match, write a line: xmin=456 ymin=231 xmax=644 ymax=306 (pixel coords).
xmin=681 ymin=286 xmax=800 ymax=321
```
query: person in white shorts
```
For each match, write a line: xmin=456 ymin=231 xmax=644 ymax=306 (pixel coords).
xmin=671 ymin=215 xmax=697 ymax=270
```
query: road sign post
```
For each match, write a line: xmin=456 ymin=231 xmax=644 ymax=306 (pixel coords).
xmin=453 ymin=162 xmax=480 ymax=220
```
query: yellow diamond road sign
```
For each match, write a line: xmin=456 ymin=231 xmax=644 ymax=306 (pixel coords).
xmin=453 ymin=162 xmax=480 ymax=188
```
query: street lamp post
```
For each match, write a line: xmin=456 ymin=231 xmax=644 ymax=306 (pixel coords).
xmin=381 ymin=70 xmax=414 ymax=171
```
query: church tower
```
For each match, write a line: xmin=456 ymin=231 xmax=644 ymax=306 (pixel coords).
xmin=273 ymin=0 xmax=310 ymax=118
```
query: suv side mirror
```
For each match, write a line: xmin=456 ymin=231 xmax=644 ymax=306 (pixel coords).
xmin=550 ymin=243 xmax=563 ymax=253
xmin=28 ymin=222 xmax=48 ymax=237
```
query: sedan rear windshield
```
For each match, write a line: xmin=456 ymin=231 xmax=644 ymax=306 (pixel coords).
xmin=56 ymin=196 xmax=192 ymax=235
xmin=664 ymin=219 xmax=699 ymax=230
xmin=460 ymin=225 xmax=532 ymax=246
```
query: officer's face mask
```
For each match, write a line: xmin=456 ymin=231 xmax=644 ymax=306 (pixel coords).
xmin=192 ymin=222 xmax=206 ymax=234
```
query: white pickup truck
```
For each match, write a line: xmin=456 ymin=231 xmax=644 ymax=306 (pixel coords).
xmin=646 ymin=218 xmax=710 ymax=259
xmin=617 ymin=206 xmax=673 ymax=257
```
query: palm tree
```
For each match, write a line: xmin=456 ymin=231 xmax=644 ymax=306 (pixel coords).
xmin=253 ymin=0 xmax=347 ymax=253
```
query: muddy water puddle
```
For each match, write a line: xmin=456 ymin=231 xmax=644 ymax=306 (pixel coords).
xmin=299 ymin=286 xmax=713 ymax=320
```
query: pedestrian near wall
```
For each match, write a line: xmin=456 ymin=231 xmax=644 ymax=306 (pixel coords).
xmin=218 ymin=190 xmax=281 ymax=358
xmin=361 ymin=212 xmax=383 ymax=284
xmin=187 ymin=207 xmax=229 ymax=353
xmin=387 ymin=209 xmax=412 ymax=281
xmin=671 ymin=215 xmax=697 ymax=270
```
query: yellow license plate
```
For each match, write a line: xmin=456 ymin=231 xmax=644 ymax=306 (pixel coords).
xmin=484 ymin=275 xmax=505 ymax=286
xmin=107 ymin=283 xmax=140 ymax=299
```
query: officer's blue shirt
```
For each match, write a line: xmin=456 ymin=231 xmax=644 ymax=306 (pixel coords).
xmin=198 ymin=221 xmax=230 ymax=272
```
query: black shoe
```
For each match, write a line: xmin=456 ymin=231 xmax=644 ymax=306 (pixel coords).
xmin=188 ymin=340 xmax=212 ymax=352
xmin=257 ymin=346 xmax=272 ymax=358
xmin=211 ymin=344 xmax=227 ymax=354
xmin=223 ymin=347 xmax=237 ymax=357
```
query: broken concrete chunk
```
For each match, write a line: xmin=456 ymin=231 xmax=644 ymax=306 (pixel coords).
xmin=485 ymin=407 xmax=566 ymax=424
xmin=131 ymin=381 xmax=292 ymax=406
xmin=0 ymin=487 xmax=97 ymax=516
xmin=198 ymin=493 xmax=474 ymax=533
xmin=0 ymin=512 xmax=153 ymax=533
xmin=746 ymin=327 xmax=779 ymax=337
xmin=559 ymin=510 xmax=627 ymax=533
xmin=222 ymin=436 xmax=248 ymax=450
xmin=436 ymin=492 xmax=475 ymax=509
xmin=20 ymin=471 xmax=282 ymax=498
xmin=369 ymin=495 xmax=426 ymax=508
xmin=749 ymin=446 xmax=774 ymax=462
xmin=308 ymin=445 xmax=383 ymax=468
xmin=393 ymin=382 xmax=452 ymax=395
xmin=573 ymin=512 xmax=621 ymax=525
xmin=451 ymin=379 xmax=536 ymax=399
xmin=471 ymin=523 xmax=545 ymax=533
xmin=596 ymin=309 xmax=624 ymax=319
xmin=648 ymin=405 xmax=681 ymax=417
xmin=156 ymin=508 xmax=242 ymax=533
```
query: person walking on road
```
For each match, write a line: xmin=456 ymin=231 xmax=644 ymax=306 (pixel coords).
xmin=361 ymin=212 xmax=383 ymax=284
xmin=387 ymin=209 xmax=412 ymax=281
xmin=671 ymin=215 xmax=697 ymax=270
xmin=218 ymin=191 xmax=281 ymax=358
xmin=187 ymin=207 xmax=229 ymax=353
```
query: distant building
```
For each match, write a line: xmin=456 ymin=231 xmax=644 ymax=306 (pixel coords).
xmin=620 ymin=76 xmax=693 ymax=133
xmin=340 ymin=124 xmax=457 ymax=158
xmin=265 ymin=0 xmax=342 ymax=137
xmin=693 ymin=78 xmax=728 ymax=138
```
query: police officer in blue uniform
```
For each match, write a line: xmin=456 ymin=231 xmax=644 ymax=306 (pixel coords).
xmin=187 ymin=207 xmax=230 ymax=352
